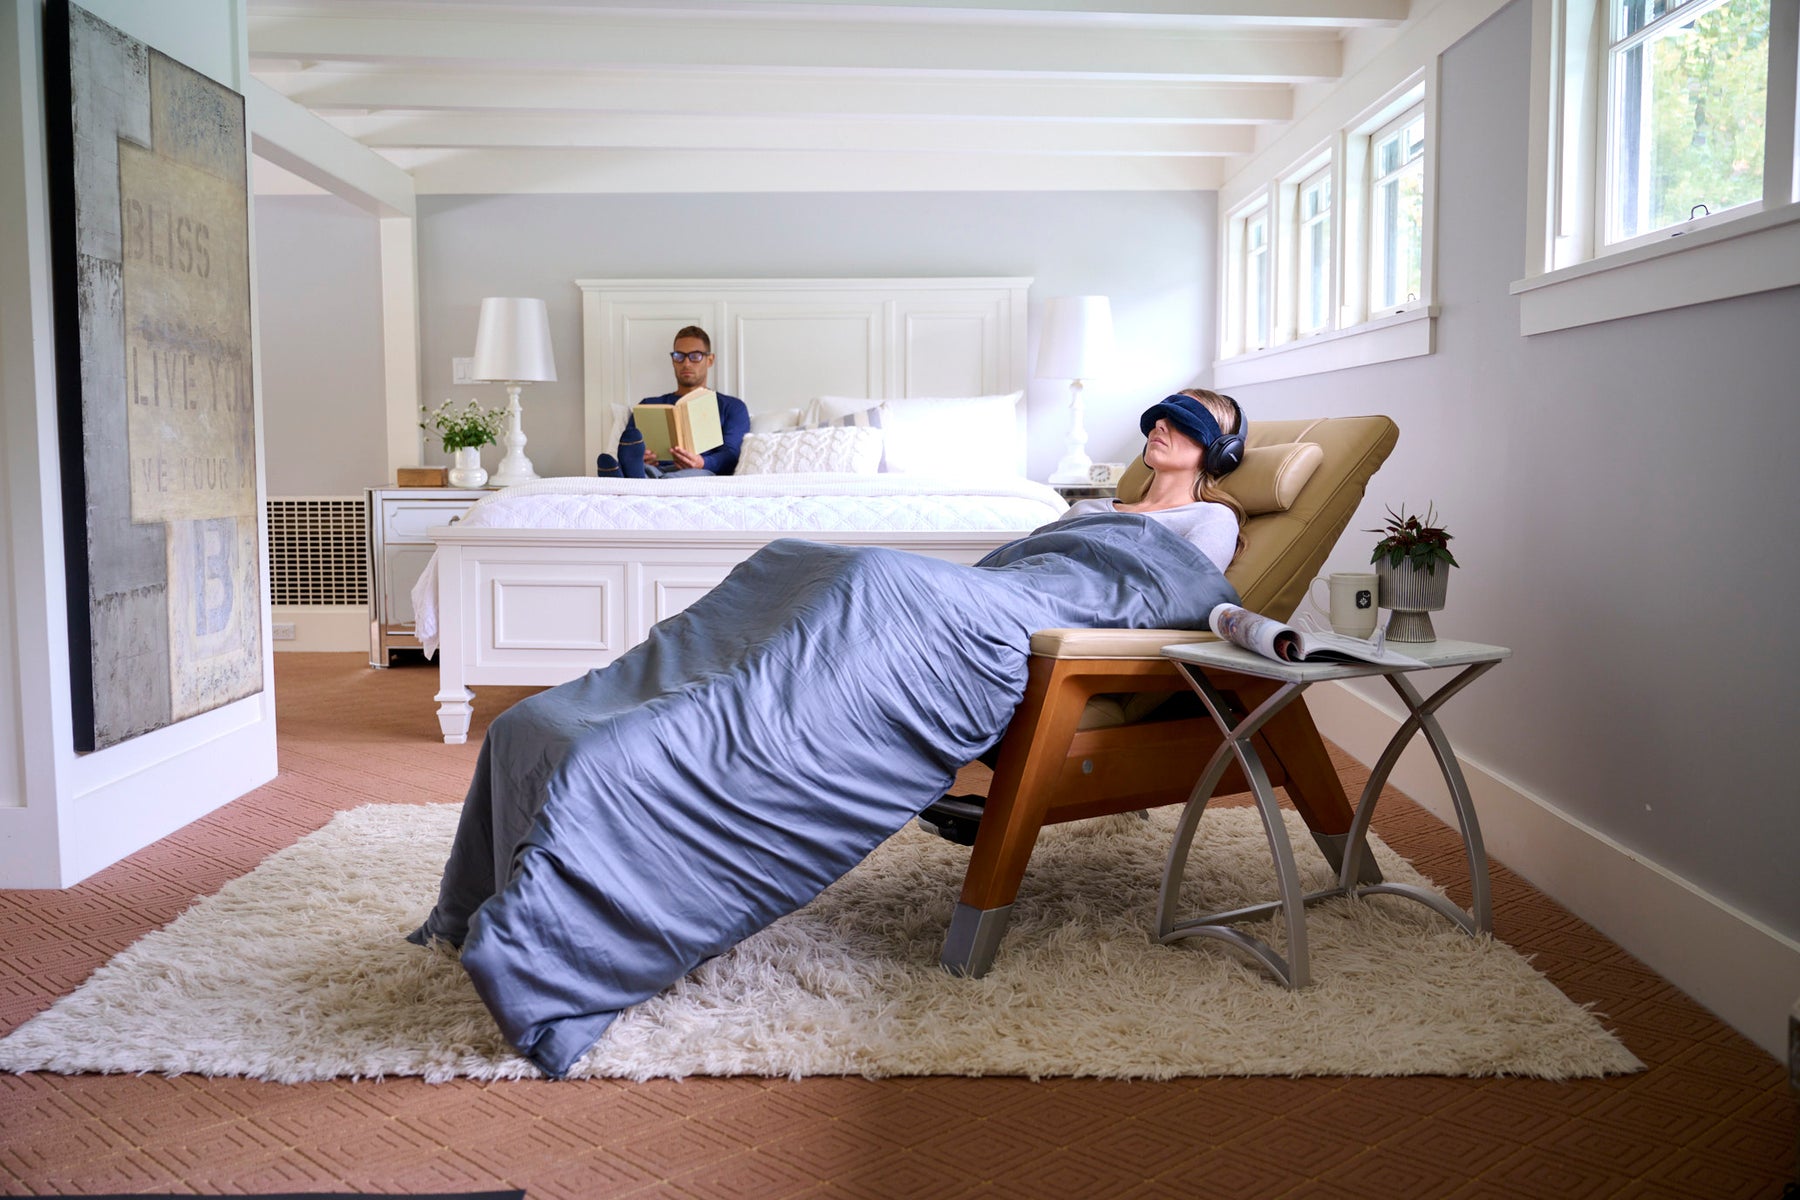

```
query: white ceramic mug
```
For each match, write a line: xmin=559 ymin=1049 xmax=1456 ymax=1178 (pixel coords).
xmin=1308 ymin=571 xmax=1380 ymax=638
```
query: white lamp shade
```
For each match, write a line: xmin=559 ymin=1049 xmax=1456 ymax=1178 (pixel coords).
xmin=1035 ymin=295 xmax=1114 ymax=380
xmin=471 ymin=297 xmax=558 ymax=383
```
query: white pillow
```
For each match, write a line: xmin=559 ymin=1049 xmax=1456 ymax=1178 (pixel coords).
xmin=736 ymin=425 xmax=883 ymax=475
xmin=805 ymin=398 xmax=886 ymax=430
xmin=814 ymin=392 xmax=1023 ymax=476
xmin=749 ymin=406 xmax=805 ymax=435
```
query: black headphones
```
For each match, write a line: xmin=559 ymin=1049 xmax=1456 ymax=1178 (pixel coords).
xmin=1202 ymin=393 xmax=1248 ymax=477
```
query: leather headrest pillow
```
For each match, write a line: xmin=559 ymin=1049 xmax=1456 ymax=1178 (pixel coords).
xmin=1115 ymin=441 xmax=1324 ymax=515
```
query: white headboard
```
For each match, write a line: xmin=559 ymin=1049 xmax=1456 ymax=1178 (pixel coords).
xmin=574 ymin=276 xmax=1033 ymax=470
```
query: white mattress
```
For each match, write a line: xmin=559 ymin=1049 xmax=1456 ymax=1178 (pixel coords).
xmin=447 ymin=473 xmax=1067 ymax=533
xmin=411 ymin=473 xmax=1067 ymax=655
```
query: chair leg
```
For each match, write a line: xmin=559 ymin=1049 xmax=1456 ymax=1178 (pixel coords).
xmin=942 ymin=659 xmax=1091 ymax=977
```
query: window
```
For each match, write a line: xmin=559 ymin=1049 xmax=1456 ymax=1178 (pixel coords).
xmin=1369 ymin=104 xmax=1426 ymax=313
xmin=1245 ymin=207 xmax=1271 ymax=351
xmin=1515 ymin=0 xmax=1798 ymax=333
xmin=1606 ymin=0 xmax=1772 ymax=245
xmin=1215 ymin=76 xmax=1434 ymax=387
xmin=1296 ymin=163 xmax=1334 ymax=337
xmin=1225 ymin=199 xmax=1273 ymax=356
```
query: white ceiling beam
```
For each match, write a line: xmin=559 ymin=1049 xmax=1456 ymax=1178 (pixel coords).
xmin=257 ymin=67 xmax=1293 ymax=124
xmin=244 ymin=78 xmax=415 ymax=215
xmin=247 ymin=14 xmax=1342 ymax=81
xmin=385 ymin=145 xmax=1224 ymax=192
xmin=727 ymin=0 xmax=1407 ymax=21
xmin=332 ymin=111 xmax=1257 ymax=155
xmin=254 ymin=1 xmax=1405 ymax=31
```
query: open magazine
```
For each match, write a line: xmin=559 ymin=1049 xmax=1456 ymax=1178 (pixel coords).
xmin=1208 ymin=603 xmax=1424 ymax=668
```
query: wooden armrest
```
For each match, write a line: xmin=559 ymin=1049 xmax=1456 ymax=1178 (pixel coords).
xmin=1029 ymin=628 xmax=1218 ymax=659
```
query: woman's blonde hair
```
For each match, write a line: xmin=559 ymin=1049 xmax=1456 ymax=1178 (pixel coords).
xmin=1177 ymin=388 xmax=1248 ymax=558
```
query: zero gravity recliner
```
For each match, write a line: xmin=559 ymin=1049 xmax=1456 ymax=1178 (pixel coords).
xmin=937 ymin=415 xmax=1402 ymax=976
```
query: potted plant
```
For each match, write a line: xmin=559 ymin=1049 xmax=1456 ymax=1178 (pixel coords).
xmin=420 ymin=399 xmax=506 ymax=488
xmin=1367 ymin=503 xmax=1459 ymax=642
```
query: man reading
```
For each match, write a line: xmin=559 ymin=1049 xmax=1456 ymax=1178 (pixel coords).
xmin=596 ymin=326 xmax=750 ymax=477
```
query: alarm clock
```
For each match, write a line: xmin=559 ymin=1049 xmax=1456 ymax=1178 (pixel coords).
xmin=1088 ymin=462 xmax=1127 ymax=486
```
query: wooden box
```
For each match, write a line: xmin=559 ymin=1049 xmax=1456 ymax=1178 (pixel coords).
xmin=396 ymin=466 xmax=448 ymax=488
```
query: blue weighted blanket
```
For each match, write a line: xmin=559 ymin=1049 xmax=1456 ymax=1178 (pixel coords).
xmin=408 ymin=512 xmax=1237 ymax=1077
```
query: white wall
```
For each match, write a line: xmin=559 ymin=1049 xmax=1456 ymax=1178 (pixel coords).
xmin=402 ymin=191 xmax=1217 ymax=482
xmin=0 ymin=0 xmax=277 ymax=886
xmin=255 ymin=193 xmax=387 ymax=497
xmin=1230 ymin=0 xmax=1800 ymax=1043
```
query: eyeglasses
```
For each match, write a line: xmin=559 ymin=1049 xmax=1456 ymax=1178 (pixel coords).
xmin=670 ymin=350 xmax=711 ymax=363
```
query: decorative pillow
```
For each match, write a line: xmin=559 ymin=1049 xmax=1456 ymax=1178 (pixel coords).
xmin=814 ymin=392 xmax=1022 ymax=476
xmin=736 ymin=425 xmax=884 ymax=476
xmin=1218 ymin=442 xmax=1324 ymax=514
xmin=749 ymin=406 xmax=805 ymax=435
xmin=801 ymin=401 xmax=887 ymax=468
xmin=805 ymin=396 xmax=885 ymax=427
xmin=1115 ymin=441 xmax=1323 ymax=515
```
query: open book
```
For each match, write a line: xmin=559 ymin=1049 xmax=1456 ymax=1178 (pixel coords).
xmin=1208 ymin=603 xmax=1423 ymax=668
xmin=634 ymin=388 xmax=725 ymax=462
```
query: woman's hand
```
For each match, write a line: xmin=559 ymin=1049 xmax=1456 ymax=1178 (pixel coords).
xmin=669 ymin=446 xmax=704 ymax=470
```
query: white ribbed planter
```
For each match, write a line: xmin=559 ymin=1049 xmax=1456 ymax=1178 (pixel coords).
xmin=1376 ymin=560 xmax=1451 ymax=642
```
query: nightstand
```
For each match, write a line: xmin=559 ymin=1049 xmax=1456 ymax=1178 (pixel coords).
xmin=1050 ymin=483 xmax=1118 ymax=503
xmin=366 ymin=487 xmax=491 ymax=666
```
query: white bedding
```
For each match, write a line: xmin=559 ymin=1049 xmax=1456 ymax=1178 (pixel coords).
xmin=411 ymin=474 xmax=1067 ymax=656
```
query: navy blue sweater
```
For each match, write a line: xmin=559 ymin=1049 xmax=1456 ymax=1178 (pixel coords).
xmin=616 ymin=390 xmax=751 ymax=476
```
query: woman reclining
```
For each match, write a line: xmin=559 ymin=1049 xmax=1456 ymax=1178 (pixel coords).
xmin=409 ymin=390 xmax=1249 ymax=1077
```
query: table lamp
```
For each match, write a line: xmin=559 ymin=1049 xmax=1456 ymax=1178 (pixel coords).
xmin=1037 ymin=295 xmax=1115 ymax=486
xmin=472 ymin=297 xmax=557 ymax=488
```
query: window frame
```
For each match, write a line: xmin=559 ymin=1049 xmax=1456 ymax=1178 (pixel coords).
xmin=1514 ymin=0 xmax=1800 ymax=334
xmin=1215 ymin=72 xmax=1436 ymax=389
xmin=1223 ymin=195 xmax=1273 ymax=358
xmin=1293 ymin=156 xmax=1337 ymax=339
xmin=1602 ymin=0 xmax=1769 ymax=248
xmin=1366 ymin=99 xmax=1430 ymax=317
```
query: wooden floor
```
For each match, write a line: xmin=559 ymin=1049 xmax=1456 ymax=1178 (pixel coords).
xmin=1 ymin=652 xmax=1793 ymax=1198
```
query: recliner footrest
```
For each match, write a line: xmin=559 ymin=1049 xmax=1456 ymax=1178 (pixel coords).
xmin=918 ymin=794 xmax=986 ymax=846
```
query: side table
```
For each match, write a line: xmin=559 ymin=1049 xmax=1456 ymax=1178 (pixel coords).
xmin=366 ymin=486 xmax=493 ymax=666
xmin=1157 ymin=637 xmax=1510 ymax=988
xmin=1050 ymin=482 xmax=1118 ymax=503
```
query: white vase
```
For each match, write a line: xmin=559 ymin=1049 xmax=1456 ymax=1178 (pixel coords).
xmin=447 ymin=446 xmax=488 ymax=489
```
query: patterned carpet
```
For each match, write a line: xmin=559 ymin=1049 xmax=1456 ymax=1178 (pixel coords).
xmin=0 ymin=652 xmax=1792 ymax=1198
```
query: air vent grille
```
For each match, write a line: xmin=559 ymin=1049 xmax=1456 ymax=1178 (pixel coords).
xmin=267 ymin=498 xmax=368 ymax=607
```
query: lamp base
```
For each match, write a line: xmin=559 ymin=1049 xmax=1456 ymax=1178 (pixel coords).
xmin=1047 ymin=379 xmax=1091 ymax=487
xmin=488 ymin=382 xmax=538 ymax=489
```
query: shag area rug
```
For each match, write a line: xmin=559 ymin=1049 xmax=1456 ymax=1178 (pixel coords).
xmin=0 ymin=803 xmax=1641 ymax=1082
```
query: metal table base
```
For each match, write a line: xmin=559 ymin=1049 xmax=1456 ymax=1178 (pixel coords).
xmin=1156 ymin=649 xmax=1504 ymax=989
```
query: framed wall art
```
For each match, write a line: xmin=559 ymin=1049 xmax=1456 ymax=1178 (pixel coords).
xmin=46 ymin=0 xmax=262 ymax=751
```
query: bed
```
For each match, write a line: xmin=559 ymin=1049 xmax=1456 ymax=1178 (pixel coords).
xmin=420 ymin=276 xmax=1055 ymax=743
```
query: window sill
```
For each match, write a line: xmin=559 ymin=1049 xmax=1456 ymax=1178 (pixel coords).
xmin=1511 ymin=204 xmax=1800 ymax=335
xmin=1213 ymin=306 xmax=1435 ymax=389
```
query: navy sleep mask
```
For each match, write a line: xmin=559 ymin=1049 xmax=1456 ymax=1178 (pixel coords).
xmin=1138 ymin=393 xmax=1247 ymax=477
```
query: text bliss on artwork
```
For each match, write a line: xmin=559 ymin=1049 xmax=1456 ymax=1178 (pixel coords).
xmin=121 ymin=198 xmax=211 ymax=276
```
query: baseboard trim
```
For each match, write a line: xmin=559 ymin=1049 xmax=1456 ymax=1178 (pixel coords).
xmin=1308 ymin=680 xmax=1800 ymax=1063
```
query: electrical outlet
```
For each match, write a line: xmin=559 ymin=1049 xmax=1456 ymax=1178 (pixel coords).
xmin=452 ymin=356 xmax=475 ymax=385
xmin=271 ymin=622 xmax=296 ymax=641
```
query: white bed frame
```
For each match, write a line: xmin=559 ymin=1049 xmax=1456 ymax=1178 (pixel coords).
xmin=430 ymin=276 xmax=1034 ymax=743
